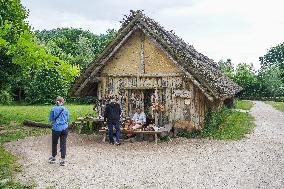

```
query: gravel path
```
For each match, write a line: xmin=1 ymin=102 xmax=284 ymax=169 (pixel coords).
xmin=4 ymin=101 xmax=284 ymax=189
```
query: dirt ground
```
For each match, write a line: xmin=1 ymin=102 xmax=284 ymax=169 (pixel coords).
xmin=4 ymin=101 xmax=284 ymax=189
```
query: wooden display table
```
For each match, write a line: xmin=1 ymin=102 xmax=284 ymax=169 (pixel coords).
xmin=99 ymin=129 xmax=162 ymax=144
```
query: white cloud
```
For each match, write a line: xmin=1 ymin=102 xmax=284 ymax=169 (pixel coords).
xmin=21 ymin=0 xmax=284 ymax=69
xmin=156 ymin=0 xmax=284 ymax=69
xmin=27 ymin=9 xmax=119 ymax=34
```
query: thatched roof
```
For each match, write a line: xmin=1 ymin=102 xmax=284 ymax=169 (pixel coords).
xmin=70 ymin=10 xmax=241 ymax=100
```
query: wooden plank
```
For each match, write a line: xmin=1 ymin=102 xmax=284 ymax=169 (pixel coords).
xmin=102 ymin=73 xmax=183 ymax=77
xmin=98 ymin=130 xmax=162 ymax=134
xmin=140 ymin=33 xmax=145 ymax=74
xmin=122 ymin=86 xmax=163 ymax=90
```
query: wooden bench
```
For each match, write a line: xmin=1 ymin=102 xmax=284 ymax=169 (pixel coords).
xmin=99 ymin=129 xmax=162 ymax=144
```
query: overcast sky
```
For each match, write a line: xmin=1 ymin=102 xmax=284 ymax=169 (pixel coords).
xmin=21 ymin=0 xmax=284 ymax=69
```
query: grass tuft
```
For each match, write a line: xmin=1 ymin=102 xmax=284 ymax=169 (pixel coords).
xmin=266 ymin=101 xmax=284 ymax=112
xmin=234 ymin=100 xmax=253 ymax=110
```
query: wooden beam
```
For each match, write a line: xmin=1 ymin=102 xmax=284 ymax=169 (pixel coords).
xmin=140 ymin=32 xmax=145 ymax=74
xmin=101 ymin=73 xmax=183 ymax=77
xmin=122 ymin=86 xmax=163 ymax=90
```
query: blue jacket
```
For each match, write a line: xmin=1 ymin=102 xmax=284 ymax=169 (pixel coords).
xmin=49 ymin=105 xmax=69 ymax=131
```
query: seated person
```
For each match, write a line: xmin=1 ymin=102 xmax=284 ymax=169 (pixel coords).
xmin=132 ymin=107 xmax=146 ymax=129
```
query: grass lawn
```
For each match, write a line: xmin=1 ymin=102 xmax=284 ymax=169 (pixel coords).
xmin=201 ymin=111 xmax=255 ymax=140
xmin=0 ymin=104 xmax=94 ymax=124
xmin=178 ymin=100 xmax=255 ymax=140
xmin=234 ymin=100 xmax=253 ymax=110
xmin=266 ymin=101 xmax=284 ymax=112
xmin=0 ymin=104 xmax=94 ymax=188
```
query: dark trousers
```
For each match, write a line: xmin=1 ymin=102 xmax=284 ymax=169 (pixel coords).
xmin=108 ymin=121 xmax=120 ymax=144
xmin=52 ymin=129 xmax=68 ymax=159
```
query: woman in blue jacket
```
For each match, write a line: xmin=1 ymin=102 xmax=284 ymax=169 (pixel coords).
xmin=48 ymin=96 xmax=69 ymax=166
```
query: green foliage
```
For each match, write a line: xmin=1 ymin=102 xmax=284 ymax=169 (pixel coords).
xmin=257 ymin=42 xmax=284 ymax=98
xmin=0 ymin=0 xmax=30 ymax=97
xmin=0 ymin=89 xmax=13 ymax=104
xmin=207 ymin=111 xmax=254 ymax=140
xmin=178 ymin=108 xmax=255 ymax=140
xmin=260 ymin=42 xmax=284 ymax=82
xmin=0 ymin=180 xmax=34 ymax=189
xmin=0 ymin=147 xmax=16 ymax=180
xmin=233 ymin=63 xmax=261 ymax=98
xmin=0 ymin=0 xmax=81 ymax=104
xmin=80 ymin=121 xmax=94 ymax=135
xmin=0 ymin=0 xmax=30 ymax=41
xmin=67 ymin=96 xmax=97 ymax=104
xmin=218 ymin=59 xmax=234 ymax=79
xmin=35 ymin=28 xmax=117 ymax=70
xmin=258 ymin=65 xmax=284 ymax=97
xmin=24 ymin=66 xmax=68 ymax=104
xmin=234 ymin=100 xmax=253 ymax=110
xmin=6 ymin=29 xmax=80 ymax=104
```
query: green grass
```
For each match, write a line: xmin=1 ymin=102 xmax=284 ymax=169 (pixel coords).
xmin=202 ymin=111 xmax=255 ymax=140
xmin=234 ymin=100 xmax=253 ymax=110
xmin=0 ymin=104 xmax=94 ymax=124
xmin=178 ymin=109 xmax=255 ymax=141
xmin=0 ymin=104 xmax=94 ymax=188
xmin=266 ymin=101 xmax=284 ymax=112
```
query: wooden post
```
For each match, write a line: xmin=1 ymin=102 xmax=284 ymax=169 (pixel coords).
xmin=140 ymin=33 xmax=145 ymax=74
xmin=155 ymin=133 xmax=158 ymax=144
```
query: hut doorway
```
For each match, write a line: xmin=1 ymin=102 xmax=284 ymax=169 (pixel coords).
xmin=127 ymin=89 xmax=162 ymax=126
xmin=127 ymin=89 xmax=155 ymax=117
xmin=143 ymin=89 xmax=155 ymax=118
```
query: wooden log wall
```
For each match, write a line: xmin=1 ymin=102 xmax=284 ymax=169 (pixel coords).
xmin=97 ymin=75 xmax=207 ymax=129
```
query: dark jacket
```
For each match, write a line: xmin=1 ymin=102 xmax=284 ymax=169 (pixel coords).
xmin=104 ymin=102 xmax=121 ymax=123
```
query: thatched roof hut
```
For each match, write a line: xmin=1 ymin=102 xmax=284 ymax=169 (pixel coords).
xmin=70 ymin=10 xmax=241 ymax=130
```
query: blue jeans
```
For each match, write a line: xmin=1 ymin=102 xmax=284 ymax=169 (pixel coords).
xmin=108 ymin=121 xmax=120 ymax=143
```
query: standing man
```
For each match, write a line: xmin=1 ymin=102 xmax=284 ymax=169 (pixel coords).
xmin=48 ymin=96 xmax=69 ymax=166
xmin=104 ymin=97 xmax=121 ymax=145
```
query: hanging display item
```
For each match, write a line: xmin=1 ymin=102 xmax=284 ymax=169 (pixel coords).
xmin=150 ymin=90 xmax=164 ymax=114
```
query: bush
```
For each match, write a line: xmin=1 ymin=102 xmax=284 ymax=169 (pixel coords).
xmin=67 ymin=96 xmax=97 ymax=104
xmin=0 ymin=90 xmax=13 ymax=104
xmin=25 ymin=66 xmax=70 ymax=104
xmin=177 ymin=108 xmax=231 ymax=139
xmin=202 ymin=108 xmax=231 ymax=134
xmin=177 ymin=107 xmax=255 ymax=140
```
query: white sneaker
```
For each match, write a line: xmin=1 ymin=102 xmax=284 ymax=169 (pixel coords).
xmin=59 ymin=159 xmax=66 ymax=166
xmin=48 ymin=156 xmax=56 ymax=164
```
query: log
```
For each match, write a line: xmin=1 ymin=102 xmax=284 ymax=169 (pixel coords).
xmin=23 ymin=120 xmax=76 ymax=130
xmin=23 ymin=120 xmax=51 ymax=128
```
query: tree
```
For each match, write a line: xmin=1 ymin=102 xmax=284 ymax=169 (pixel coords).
xmin=35 ymin=28 xmax=117 ymax=70
xmin=0 ymin=0 xmax=30 ymax=103
xmin=258 ymin=65 xmax=284 ymax=98
xmin=218 ymin=59 xmax=234 ymax=79
xmin=233 ymin=63 xmax=260 ymax=98
xmin=0 ymin=0 xmax=80 ymax=103
xmin=259 ymin=42 xmax=284 ymax=82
